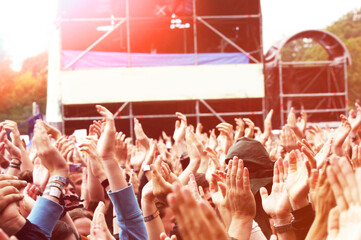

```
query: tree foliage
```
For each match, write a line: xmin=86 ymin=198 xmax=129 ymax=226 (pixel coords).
xmin=0 ymin=52 xmax=47 ymax=125
xmin=280 ymin=8 xmax=361 ymax=105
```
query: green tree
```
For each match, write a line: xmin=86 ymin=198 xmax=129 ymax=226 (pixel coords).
xmin=0 ymin=52 xmax=47 ymax=130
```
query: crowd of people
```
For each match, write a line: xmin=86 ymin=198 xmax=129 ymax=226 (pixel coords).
xmin=0 ymin=103 xmax=361 ymax=240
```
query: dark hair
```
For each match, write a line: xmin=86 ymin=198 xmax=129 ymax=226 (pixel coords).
xmin=18 ymin=170 xmax=33 ymax=183
xmin=51 ymin=220 xmax=79 ymax=240
xmin=69 ymin=208 xmax=93 ymax=222
xmin=194 ymin=173 xmax=209 ymax=189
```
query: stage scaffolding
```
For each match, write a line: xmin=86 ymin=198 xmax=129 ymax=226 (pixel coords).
xmin=265 ymin=30 xmax=351 ymax=128
xmin=55 ymin=0 xmax=265 ymax=136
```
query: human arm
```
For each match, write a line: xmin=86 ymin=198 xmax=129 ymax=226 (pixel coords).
xmin=2 ymin=120 xmax=33 ymax=171
xmin=260 ymin=158 xmax=296 ymax=240
xmin=95 ymin=105 xmax=147 ymax=239
xmin=172 ymin=112 xmax=187 ymax=155
xmin=226 ymin=157 xmax=256 ymax=240
xmin=32 ymin=120 xmax=69 ymax=238
xmin=305 ymin=166 xmax=336 ymax=240
xmin=332 ymin=115 xmax=351 ymax=157
xmin=89 ymin=201 xmax=115 ymax=240
xmin=177 ymin=127 xmax=201 ymax=185
xmin=141 ymin=181 xmax=165 ymax=240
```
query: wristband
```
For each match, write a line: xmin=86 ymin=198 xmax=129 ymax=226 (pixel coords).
xmin=10 ymin=158 xmax=22 ymax=165
xmin=43 ymin=186 xmax=63 ymax=200
xmin=143 ymin=164 xmax=151 ymax=172
xmin=101 ymin=179 xmax=110 ymax=190
xmin=49 ymin=176 xmax=67 ymax=186
xmin=9 ymin=162 xmax=21 ymax=170
xmin=46 ymin=181 xmax=64 ymax=191
xmin=144 ymin=209 xmax=160 ymax=222
xmin=274 ymin=222 xmax=293 ymax=233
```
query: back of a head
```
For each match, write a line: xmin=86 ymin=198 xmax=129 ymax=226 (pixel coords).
xmin=51 ymin=220 xmax=79 ymax=240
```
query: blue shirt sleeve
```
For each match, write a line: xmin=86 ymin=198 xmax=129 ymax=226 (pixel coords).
xmin=108 ymin=184 xmax=148 ymax=240
xmin=27 ymin=197 xmax=64 ymax=239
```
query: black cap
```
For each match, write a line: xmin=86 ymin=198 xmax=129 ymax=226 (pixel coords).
xmin=225 ymin=137 xmax=274 ymax=195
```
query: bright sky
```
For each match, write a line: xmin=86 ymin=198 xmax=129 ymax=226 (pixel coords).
xmin=0 ymin=0 xmax=360 ymax=71
xmin=261 ymin=0 xmax=361 ymax=52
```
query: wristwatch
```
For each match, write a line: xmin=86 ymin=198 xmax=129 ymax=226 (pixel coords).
xmin=274 ymin=222 xmax=293 ymax=233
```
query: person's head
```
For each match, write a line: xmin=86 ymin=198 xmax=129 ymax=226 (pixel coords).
xmin=156 ymin=202 xmax=176 ymax=236
xmin=68 ymin=173 xmax=82 ymax=196
xmin=51 ymin=220 xmax=79 ymax=240
xmin=69 ymin=208 xmax=93 ymax=237
xmin=64 ymin=176 xmax=78 ymax=196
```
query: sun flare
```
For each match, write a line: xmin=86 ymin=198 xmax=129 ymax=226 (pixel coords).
xmin=0 ymin=0 xmax=58 ymax=70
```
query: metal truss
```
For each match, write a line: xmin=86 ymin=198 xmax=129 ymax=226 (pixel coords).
xmin=61 ymin=0 xmax=263 ymax=68
xmin=60 ymin=0 xmax=264 ymax=133
xmin=278 ymin=60 xmax=348 ymax=126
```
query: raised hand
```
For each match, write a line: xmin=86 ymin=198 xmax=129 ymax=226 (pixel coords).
xmin=0 ymin=175 xmax=26 ymax=212
xmin=325 ymin=156 xmax=361 ymax=240
xmin=308 ymin=124 xmax=326 ymax=152
xmin=173 ymin=112 xmax=187 ymax=143
xmin=305 ymin=165 xmax=336 ymax=240
xmin=326 ymin=206 xmax=361 ymax=240
xmin=4 ymin=137 xmax=22 ymax=161
xmin=287 ymin=107 xmax=303 ymax=139
xmin=234 ymin=118 xmax=245 ymax=140
xmin=41 ymin=121 xmax=62 ymax=141
xmin=263 ymin=109 xmax=274 ymax=141
xmin=2 ymin=121 xmax=22 ymax=149
xmin=90 ymin=201 xmax=115 ymax=240
xmin=33 ymin=120 xmax=68 ymax=177
xmin=115 ymin=132 xmax=128 ymax=166
xmin=332 ymin=115 xmax=351 ymax=156
xmin=19 ymin=183 xmax=38 ymax=217
xmin=79 ymin=136 xmax=107 ymax=182
xmin=243 ymin=118 xmax=254 ymax=138
xmin=297 ymin=139 xmax=317 ymax=169
xmin=225 ymin=157 xmax=256 ymax=240
xmin=89 ymin=120 xmax=102 ymax=139
xmin=96 ymin=105 xmax=116 ymax=161
xmin=280 ymin=126 xmax=298 ymax=153
xmin=204 ymin=146 xmax=221 ymax=184
xmin=55 ymin=136 xmax=75 ymax=162
xmin=314 ymin=137 xmax=333 ymax=168
xmin=160 ymin=232 xmax=177 ymax=240
xmin=129 ymin=170 xmax=140 ymax=195
xmin=350 ymin=103 xmax=361 ymax=140
xmin=134 ymin=118 xmax=150 ymax=150
xmin=207 ymin=129 xmax=218 ymax=151
xmin=32 ymin=157 xmax=49 ymax=192
xmin=285 ymin=150 xmax=311 ymax=211
xmin=296 ymin=111 xmax=307 ymax=136
xmin=130 ymin=141 xmax=147 ymax=172
xmin=167 ymin=184 xmax=228 ymax=240
xmin=216 ymin=122 xmax=234 ymax=156
xmin=151 ymin=156 xmax=173 ymax=205
xmin=260 ymin=158 xmax=292 ymax=225
xmin=351 ymin=144 xmax=361 ymax=169
xmin=187 ymin=172 xmax=202 ymax=201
